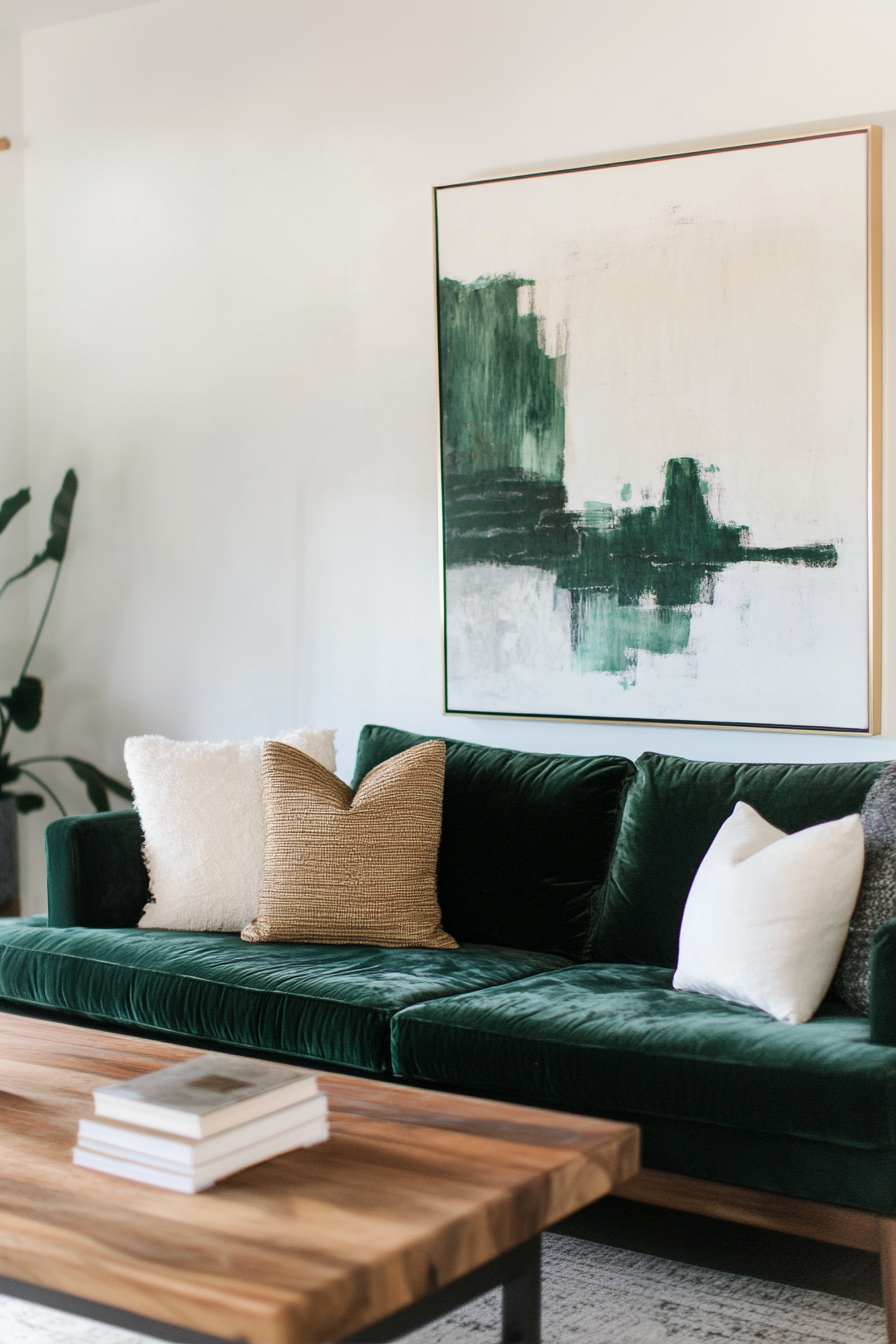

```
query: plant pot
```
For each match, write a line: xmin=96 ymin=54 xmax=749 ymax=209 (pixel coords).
xmin=0 ymin=795 xmax=19 ymax=915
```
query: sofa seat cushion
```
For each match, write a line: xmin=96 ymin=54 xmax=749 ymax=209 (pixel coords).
xmin=391 ymin=964 xmax=896 ymax=1150
xmin=0 ymin=922 xmax=569 ymax=1075
xmin=590 ymin=753 xmax=888 ymax=968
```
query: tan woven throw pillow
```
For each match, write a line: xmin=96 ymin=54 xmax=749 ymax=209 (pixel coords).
xmin=242 ymin=738 xmax=457 ymax=949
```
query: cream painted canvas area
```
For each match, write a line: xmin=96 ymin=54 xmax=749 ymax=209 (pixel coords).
xmin=126 ymin=730 xmax=336 ymax=932
xmin=673 ymin=802 xmax=864 ymax=1023
xmin=437 ymin=129 xmax=874 ymax=731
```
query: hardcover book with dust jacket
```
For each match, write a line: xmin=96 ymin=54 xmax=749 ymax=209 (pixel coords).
xmin=78 ymin=1092 xmax=329 ymax=1168
xmin=92 ymin=1053 xmax=319 ymax=1138
xmin=73 ymin=1096 xmax=329 ymax=1193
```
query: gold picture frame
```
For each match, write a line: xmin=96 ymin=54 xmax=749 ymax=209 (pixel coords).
xmin=435 ymin=125 xmax=882 ymax=733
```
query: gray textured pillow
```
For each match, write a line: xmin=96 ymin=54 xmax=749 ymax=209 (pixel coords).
xmin=834 ymin=763 xmax=896 ymax=1014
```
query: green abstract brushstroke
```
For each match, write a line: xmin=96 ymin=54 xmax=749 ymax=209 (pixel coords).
xmin=439 ymin=275 xmax=566 ymax=480
xmin=440 ymin=275 xmax=839 ymax=679
xmin=572 ymin=593 xmax=691 ymax=675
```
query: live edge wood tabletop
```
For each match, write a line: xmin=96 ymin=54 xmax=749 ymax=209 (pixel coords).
xmin=0 ymin=1013 xmax=639 ymax=1344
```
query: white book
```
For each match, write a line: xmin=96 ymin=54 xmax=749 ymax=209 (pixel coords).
xmin=93 ymin=1053 xmax=319 ymax=1138
xmin=78 ymin=1092 xmax=328 ymax=1169
xmin=73 ymin=1115 xmax=330 ymax=1192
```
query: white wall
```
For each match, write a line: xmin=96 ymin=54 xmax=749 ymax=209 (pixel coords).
xmin=0 ymin=31 xmax=24 ymax=496
xmin=0 ymin=26 xmax=28 ymax=836
xmin=12 ymin=0 xmax=896 ymax=910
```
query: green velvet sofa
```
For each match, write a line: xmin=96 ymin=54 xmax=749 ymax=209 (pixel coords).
xmin=1 ymin=723 xmax=895 ymax=1319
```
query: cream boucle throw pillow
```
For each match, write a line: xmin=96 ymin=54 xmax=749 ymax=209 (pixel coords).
xmin=126 ymin=729 xmax=336 ymax=932
xmin=242 ymin=739 xmax=457 ymax=949
xmin=673 ymin=801 xmax=864 ymax=1024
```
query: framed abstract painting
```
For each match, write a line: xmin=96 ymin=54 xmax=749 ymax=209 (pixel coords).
xmin=435 ymin=127 xmax=881 ymax=733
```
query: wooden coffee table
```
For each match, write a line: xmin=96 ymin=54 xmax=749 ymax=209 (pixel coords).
xmin=0 ymin=1012 xmax=639 ymax=1344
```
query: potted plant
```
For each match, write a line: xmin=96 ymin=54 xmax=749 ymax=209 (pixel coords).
xmin=0 ymin=470 xmax=132 ymax=912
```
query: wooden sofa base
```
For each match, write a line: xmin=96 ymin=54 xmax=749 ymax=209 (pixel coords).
xmin=615 ymin=1169 xmax=896 ymax=1339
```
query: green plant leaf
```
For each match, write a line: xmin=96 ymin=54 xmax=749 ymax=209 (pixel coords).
xmin=63 ymin=757 xmax=133 ymax=812
xmin=0 ymin=488 xmax=30 ymax=538
xmin=0 ymin=469 xmax=79 ymax=592
xmin=44 ymin=469 xmax=78 ymax=563
xmin=13 ymin=793 xmax=43 ymax=814
xmin=67 ymin=759 xmax=133 ymax=799
xmin=0 ymin=676 xmax=43 ymax=732
xmin=0 ymin=756 xmax=20 ymax=787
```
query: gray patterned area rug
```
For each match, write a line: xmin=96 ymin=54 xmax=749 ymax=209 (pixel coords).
xmin=0 ymin=1233 xmax=886 ymax=1344
xmin=406 ymin=1235 xmax=887 ymax=1344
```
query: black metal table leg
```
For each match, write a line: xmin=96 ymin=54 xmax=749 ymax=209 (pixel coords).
xmin=343 ymin=1234 xmax=542 ymax=1342
xmin=501 ymin=1236 xmax=541 ymax=1344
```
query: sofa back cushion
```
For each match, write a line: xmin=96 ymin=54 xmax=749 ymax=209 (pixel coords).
xmin=353 ymin=725 xmax=634 ymax=959
xmin=589 ymin=752 xmax=888 ymax=969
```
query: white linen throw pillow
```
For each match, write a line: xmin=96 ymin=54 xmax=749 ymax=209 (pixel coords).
xmin=126 ymin=730 xmax=336 ymax=932
xmin=673 ymin=802 xmax=864 ymax=1024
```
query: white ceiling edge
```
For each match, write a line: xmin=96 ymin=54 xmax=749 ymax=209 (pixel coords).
xmin=0 ymin=0 xmax=160 ymax=33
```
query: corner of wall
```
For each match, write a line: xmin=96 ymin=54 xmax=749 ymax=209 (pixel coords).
xmin=0 ymin=26 xmax=33 ymax=910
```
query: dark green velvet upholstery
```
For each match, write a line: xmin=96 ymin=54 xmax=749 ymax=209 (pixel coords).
xmin=870 ymin=918 xmax=896 ymax=1046
xmin=391 ymin=965 xmax=896 ymax=1149
xmin=46 ymin=810 xmax=148 ymax=928
xmin=0 ymin=919 xmax=569 ymax=1074
xmin=391 ymin=964 xmax=896 ymax=1211
xmin=34 ymin=736 xmax=896 ymax=1217
xmin=590 ymin=753 xmax=888 ymax=968
xmin=634 ymin=1113 xmax=896 ymax=1215
xmin=353 ymin=724 xmax=634 ymax=958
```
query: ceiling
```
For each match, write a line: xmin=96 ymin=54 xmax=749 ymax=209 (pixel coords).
xmin=0 ymin=0 xmax=158 ymax=32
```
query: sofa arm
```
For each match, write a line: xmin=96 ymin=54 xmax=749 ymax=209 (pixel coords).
xmin=45 ymin=811 xmax=149 ymax=928
xmin=867 ymin=918 xmax=896 ymax=1044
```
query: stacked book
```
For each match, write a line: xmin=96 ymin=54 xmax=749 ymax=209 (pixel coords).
xmin=73 ymin=1053 xmax=327 ymax=1193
